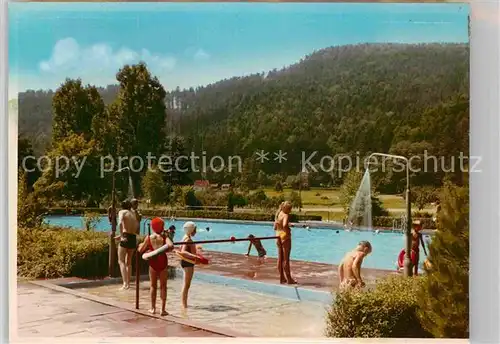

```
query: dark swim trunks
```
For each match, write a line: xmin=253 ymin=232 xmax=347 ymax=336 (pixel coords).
xmin=181 ymin=260 xmax=195 ymax=268
xmin=120 ymin=232 xmax=137 ymax=249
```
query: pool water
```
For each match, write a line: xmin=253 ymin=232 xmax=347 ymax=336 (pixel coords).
xmin=43 ymin=216 xmax=430 ymax=271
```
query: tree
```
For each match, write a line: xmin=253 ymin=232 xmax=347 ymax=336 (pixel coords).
xmin=257 ymin=170 xmax=268 ymax=187
xmin=142 ymin=167 xmax=170 ymax=205
xmin=274 ymin=181 xmax=284 ymax=192
xmin=112 ymin=63 xmax=167 ymax=156
xmin=163 ymin=135 xmax=191 ymax=186
xmin=52 ymin=79 xmax=105 ymax=142
xmin=111 ymin=62 xmax=168 ymax=194
xmin=412 ymin=186 xmax=437 ymax=211
xmin=339 ymin=170 xmax=364 ymax=216
xmin=417 ymin=182 xmax=469 ymax=338
xmin=288 ymin=191 xmax=302 ymax=209
xmin=248 ymin=189 xmax=268 ymax=208
xmin=17 ymin=169 xmax=44 ymax=228
xmin=33 ymin=133 xmax=107 ymax=206
xmin=184 ymin=188 xmax=202 ymax=209
xmin=172 ymin=185 xmax=185 ymax=207
xmin=18 ymin=135 xmax=40 ymax=190
xmin=371 ymin=195 xmax=389 ymax=217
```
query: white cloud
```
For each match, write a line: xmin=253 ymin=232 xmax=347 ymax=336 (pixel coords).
xmin=193 ymin=48 xmax=210 ymax=61
xmin=39 ymin=37 xmax=177 ymax=75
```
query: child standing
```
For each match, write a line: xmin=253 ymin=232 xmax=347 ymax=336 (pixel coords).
xmin=138 ymin=217 xmax=173 ymax=316
xmin=180 ymin=221 xmax=198 ymax=309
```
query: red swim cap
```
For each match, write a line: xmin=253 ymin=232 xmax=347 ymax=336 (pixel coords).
xmin=151 ymin=217 xmax=165 ymax=234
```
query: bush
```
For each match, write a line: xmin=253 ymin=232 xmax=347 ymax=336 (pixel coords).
xmin=372 ymin=216 xmax=436 ymax=229
xmin=83 ymin=212 xmax=101 ymax=231
xmin=17 ymin=227 xmax=176 ymax=279
xmin=17 ymin=227 xmax=110 ymax=279
xmin=326 ymin=276 xmax=431 ymax=338
xmin=46 ymin=208 xmax=323 ymax=222
xmin=142 ymin=209 xmax=322 ymax=222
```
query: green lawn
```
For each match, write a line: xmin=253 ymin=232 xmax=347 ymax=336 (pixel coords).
xmin=263 ymin=187 xmax=341 ymax=206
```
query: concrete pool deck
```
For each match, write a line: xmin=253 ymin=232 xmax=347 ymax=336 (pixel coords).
xmin=180 ymin=251 xmax=398 ymax=293
xmin=16 ymin=281 xmax=231 ymax=338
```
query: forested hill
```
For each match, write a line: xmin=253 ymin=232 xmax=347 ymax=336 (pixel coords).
xmin=18 ymin=43 xmax=469 ymax=188
xmin=168 ymin=43 xmax=469 ymax=184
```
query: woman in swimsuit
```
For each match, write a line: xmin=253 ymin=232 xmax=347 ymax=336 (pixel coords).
xmin=274 ymin=201 xmax=296 ymax=284
xmin=138 ymin=217 xmax=173 ymax=316
xmin=180 ymin=221 xmax=198 ymax=309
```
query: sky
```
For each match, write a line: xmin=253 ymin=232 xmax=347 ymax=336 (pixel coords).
xmin=8 ymin=3 xmax=469 ymax=99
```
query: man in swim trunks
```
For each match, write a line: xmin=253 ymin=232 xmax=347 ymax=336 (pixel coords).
xmin=338 ymin=241 xmax=372 ymax=290
xmin=245 ymin=234 xmax=267 ymax=258
xmin=116 ymin=200 xmax=139 ymax=290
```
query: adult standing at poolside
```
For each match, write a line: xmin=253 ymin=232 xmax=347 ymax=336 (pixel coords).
xmin=274 ymin=201 xmax=297 ymax=284
xmin=116 ymin=200 xmax=140 ymax=290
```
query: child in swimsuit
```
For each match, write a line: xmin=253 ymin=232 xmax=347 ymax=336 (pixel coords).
xmin=138 ymin=217 xmax=173 ymax=316
xmin=246 ymin=234 xmax=267 ymax=258
xmin=179 ymin=221 xmax=197 ymax=309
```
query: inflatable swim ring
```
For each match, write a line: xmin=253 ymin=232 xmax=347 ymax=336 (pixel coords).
xmin=142 ymin=242 xmax=174 ymax=260
xmin=175 ymin=250 xmax=209 ymax=265
xmin=397 ymin=249 xmax=417 ymax=269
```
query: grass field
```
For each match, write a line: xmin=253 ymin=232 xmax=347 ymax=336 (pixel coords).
xmin=262 ymin=187 xmax=407 ymax=209
xmin=177 ymin=186 xmax=432 ymax=219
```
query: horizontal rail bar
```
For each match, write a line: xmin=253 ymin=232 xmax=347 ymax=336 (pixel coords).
xmin=172 ymin=236 xmax=279 ymax=246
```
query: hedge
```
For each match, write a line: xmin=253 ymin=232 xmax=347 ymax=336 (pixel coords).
xmin=17 ymin=226 xmax=175 ymax=279
xmin=326 ymin=275 xmax=432 ymax=338
xmin=373 ymin=216 xmax=436 ymax=230
xmin=46 ymin=207 xmax=323 ymax=222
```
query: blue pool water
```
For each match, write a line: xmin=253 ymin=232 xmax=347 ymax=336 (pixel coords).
xmin=44 ymin=216 xmax=430 ymax=271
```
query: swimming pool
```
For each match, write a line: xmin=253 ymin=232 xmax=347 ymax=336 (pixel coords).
xmin=43 ymin=215 xmax=430 ymax=271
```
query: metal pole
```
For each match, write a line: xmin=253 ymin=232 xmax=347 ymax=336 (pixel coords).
xmin=172 ymin=235 xmax=279 ymax=246
xmin=404 ymin=167 xmax=413 ymax=277
xmin=135 ymin=248 xmax=140 ymax=309
xmin=109 ymin=173 xmax=117 ymax=277
xmin=367 ymin=153 xmax=413 ymax=277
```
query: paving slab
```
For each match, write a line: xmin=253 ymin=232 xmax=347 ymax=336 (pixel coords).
xmin=16 ymin=282 xmax=228 ymax=338
xmin=76 ymin=276 xmax=327 ymax=337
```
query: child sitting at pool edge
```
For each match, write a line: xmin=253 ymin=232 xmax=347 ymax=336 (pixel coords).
xmin=138 ymin=217 xmax=174 ymax=316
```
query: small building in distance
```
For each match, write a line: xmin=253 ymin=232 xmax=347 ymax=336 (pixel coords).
xmin=221 ymin=184 xmax=231 ymax=191
xmin=193 ymin=180 xmax=210 ymax=191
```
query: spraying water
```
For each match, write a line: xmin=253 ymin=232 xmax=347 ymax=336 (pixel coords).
xmin=127 ymin=173 xmax=135 ymax=199
xmin=347 ymin=169 xmax=372 ymax=229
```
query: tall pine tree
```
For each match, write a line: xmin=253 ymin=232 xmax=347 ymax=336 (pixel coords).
xmin=418 ymin=181 xmax=469 ymax=338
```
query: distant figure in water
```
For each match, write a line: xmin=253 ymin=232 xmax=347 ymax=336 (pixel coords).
xmin=338 ymin=241 xmax=372 ymax=290
xmin=374 ymin=229 xmax=380 ymax=234
xmin=167 ymin=225 xmax=176 ymax=241
xmin=206 ymin=227 xmax=210 ymax=232
xmin=336 ymin=230 xmax=340 ymax=234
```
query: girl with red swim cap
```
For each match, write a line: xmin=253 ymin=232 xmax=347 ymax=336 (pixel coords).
xmin=138 ymin=217 xmax=173 ymax=316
